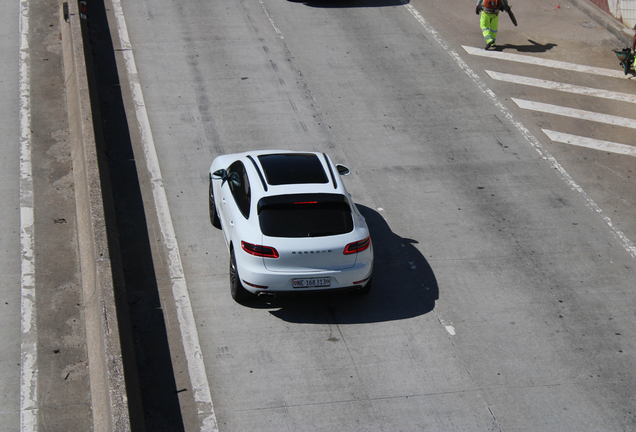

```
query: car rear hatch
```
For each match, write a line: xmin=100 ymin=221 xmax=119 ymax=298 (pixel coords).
xmin=263 ymin=234 xmax=358 ymax=272
xmin=257 ymin=194 xmax=358 ymax=272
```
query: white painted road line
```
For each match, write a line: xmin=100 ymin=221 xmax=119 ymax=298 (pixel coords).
xmin=543 ymin=130 xmax=636 ymax=156
xmin=463 ymin=45 xmax=628 ymax=79
xmin=486 ymin=70 xmax=636 ymax=104
xmin=111 ymin=1 xmax=218 ymax=431
xmin=19 ymin=0 xmax=37 ymax=430
xmin=258 ymin=0 xmax=284 ymax=39
xmin=512 ymin=98 xmax=636 ymax=129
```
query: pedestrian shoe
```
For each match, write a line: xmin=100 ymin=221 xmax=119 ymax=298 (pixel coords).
xmin=485 ymin=41 xmax=494 ymax=50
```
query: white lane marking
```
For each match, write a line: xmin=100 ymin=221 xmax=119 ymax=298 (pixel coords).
xmin=258 ymin=0 xmax=284 ymax=39
xmin=512 ymin=98 xmax=636 ymax=129
xmin=19 ymin=0 xmax=37 ymax=430
xmin=438 ymin=317 xmax=457 ymax=336
xmin=404 ymin=6 xmax=636 ymax=259
xmin=111 ymin=2 xmax=218 ymax=431
xmin=543 ymin=130 xmax=636 ymax=156
xmin=463 ymin=45 xmax=628 ymax=79
xmin=486 ymin=70 xmax=636 ymax=104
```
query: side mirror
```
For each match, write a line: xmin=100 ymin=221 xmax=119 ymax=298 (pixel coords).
xmin=212 ymin=169 xmax=227 ymax=180
xmin=336 ymin=164 xmax=350 ymax=176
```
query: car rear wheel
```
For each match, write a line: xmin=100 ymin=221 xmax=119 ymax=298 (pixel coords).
xmin=230 ymin=248 xmax=251 ymax=303
xmin=209 ymin=177 xmax=221 ymax=228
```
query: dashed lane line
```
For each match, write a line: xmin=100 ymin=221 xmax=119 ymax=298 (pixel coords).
xmin=463 ymin=45 xmax=628 ymax=79
xmin=486 ymin=70 xmax=636 ymax=103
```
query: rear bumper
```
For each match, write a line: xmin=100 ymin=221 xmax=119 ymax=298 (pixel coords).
xmin=255 ymin=283 xmax=369 ymax=298
xmin=238 ymin=259 xmax=373 ymax=295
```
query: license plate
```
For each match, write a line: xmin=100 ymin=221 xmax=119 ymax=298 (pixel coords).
xmin=292 ymin=277 xmax=331 ymax=288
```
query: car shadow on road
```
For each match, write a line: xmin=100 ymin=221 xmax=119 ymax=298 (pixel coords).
xmin=494 ymin=39 xmax=557 ymax=53
xmin=287 ymin=0 xmax=408 ymax=8
xmin=263 ymin=205 xmax=438 ymax=324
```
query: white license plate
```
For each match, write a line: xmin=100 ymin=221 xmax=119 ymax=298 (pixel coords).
xmin=292 ymin=277 xmax=331 ymax=288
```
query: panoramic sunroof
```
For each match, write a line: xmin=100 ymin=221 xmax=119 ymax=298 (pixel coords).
xmin=258 ymin=153 xmax=329 ymax=186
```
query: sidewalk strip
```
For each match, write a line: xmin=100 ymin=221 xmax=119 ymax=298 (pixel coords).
xmin=543 ymin=130 xmax=636 ymax=156
xmin=463 ymin=45 xmax=628 ymax=79
xmin=487 ymin=70 xmax=636 ymax=104
xmin=512 ymin=98 xmax=636 ymax=129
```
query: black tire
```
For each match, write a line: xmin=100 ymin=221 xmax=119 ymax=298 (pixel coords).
xmin=209 ymin=177 xmax=221 ymax=228
xmin=358 ymin=276 xmax=372 ymax=295
xmin=230 ymin=248 xmax=251 ymax=303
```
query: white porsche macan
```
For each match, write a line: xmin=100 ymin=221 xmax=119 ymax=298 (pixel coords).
xmin=209 ymin=151 xmax=374 ymax=303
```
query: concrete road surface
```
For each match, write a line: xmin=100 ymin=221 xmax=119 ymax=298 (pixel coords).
xmin=3 ymin=0 xmax=632 ymax=430
xmin=0 ymin=1 xmax=22 ymax=427
xmin=95 ymin=0 xmax=636 ymax=430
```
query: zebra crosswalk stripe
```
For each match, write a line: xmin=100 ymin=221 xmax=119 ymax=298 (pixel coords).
xmin=512 ymin=98 xmax=636 ymax=129
xmin=486 ymin=70 xmax=636 ymax=103
xmin=543 ymin=130 xmax=636 ymax=156
xmin=462 ymin=45 xmax=627 ymax=78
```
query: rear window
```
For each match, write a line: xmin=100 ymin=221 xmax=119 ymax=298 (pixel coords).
xmin=258 ymin=194 xmax=353 ymax=238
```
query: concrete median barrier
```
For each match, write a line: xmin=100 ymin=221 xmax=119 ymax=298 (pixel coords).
xmin=60 ymin=1 xmax=142 ymax=430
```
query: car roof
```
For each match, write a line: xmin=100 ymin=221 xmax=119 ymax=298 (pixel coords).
xmin=230 ymin=150 xmax=348 ymax=197
xmin=257 ymin=153 xmax=329 ymax=186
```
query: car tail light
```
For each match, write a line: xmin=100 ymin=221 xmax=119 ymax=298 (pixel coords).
xmin=241 ymin=241 xmax=279 ymax=258
xmin=343 ymin=236 xmax=370 ymax=255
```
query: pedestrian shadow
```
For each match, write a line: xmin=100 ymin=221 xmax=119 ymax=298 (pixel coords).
xmin=287 ymin=0 xmax=408 ymax=8
xmin=263 ymin=205 xmax=438 ymax=324
xmin=494 ymin=39 xmax=557 ymax=53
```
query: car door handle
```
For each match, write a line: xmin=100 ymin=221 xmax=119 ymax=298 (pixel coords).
xmin=229 ymin=220 xmax=234 ymax=227
xmin=222 ymin=197 xmax=226 ymax=204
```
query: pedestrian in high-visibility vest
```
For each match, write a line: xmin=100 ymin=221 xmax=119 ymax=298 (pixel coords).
xmin=631 ymin=24 xmax=636 ymax=70
xmin=476 ymin=0 xmax=511 ymax=50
